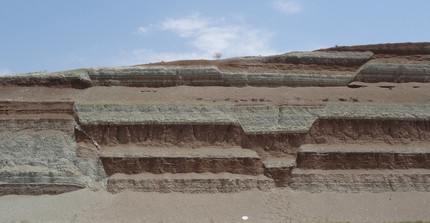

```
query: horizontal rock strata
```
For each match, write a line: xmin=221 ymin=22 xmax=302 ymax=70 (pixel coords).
xmin=356 ymin=62 xmax=430 ymax=82
xmin=1 ymin=42 xmax=430 ymax=195
xmin=297 ymin=144 xmax=430 ymax=169
xmin=289 ymin=169 xmax=430 ymax=193
xmin=76 ymin=103 xmax=430 ymax=134
xmin=100 ymin=147 xmax=264 ymax=176
xmin=107 ymin=173 xmax=275 ymax=193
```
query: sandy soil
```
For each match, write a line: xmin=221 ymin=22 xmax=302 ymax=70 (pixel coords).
xmin=0 ymin=188 xmax=429 ymax=223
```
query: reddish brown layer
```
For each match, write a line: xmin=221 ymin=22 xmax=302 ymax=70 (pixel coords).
xmin=101 ymin=157 xmax=264 ymax=176
xmin=0 ymin=101 xmax=75 ymax=115
xmin=306 ymin=119 xmax=430 ymax=145
xmin=371 ymin=54 xmax=430 ymax=62
xmin=319 ymin=42 xmax=430 ymax=55
xmin=1 ymin=78 xmax=92 ymax=89
xmin=297 ymin=152 xmax=430 ymax=169
xmin=77 ymin=119 xmax=430 ymax=158
xmin=76 ymin=124 xmax=244 ymax=147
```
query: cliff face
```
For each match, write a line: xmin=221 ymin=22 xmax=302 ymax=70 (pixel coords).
xmin=0 ymin=42 xmax=430 ymax=195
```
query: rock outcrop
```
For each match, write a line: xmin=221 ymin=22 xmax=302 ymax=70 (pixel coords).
xmin=0 ymin=42 xmax=429 ymax=195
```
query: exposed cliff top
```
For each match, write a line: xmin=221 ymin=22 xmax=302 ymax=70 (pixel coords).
xmin=317 ymin=42 xmax=430 ymax=55
xmin=1 ymin=42 xmax=429 ymax=89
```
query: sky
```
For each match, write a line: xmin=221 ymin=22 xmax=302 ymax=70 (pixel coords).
xmin=0 ymin=0 xmax=429 ymax=75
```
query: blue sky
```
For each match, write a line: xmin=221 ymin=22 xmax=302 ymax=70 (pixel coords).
xmin=1 ymin=0 xmax=429 ymax=75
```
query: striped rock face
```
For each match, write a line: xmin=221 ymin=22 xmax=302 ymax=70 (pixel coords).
xmin=0 ymin=42 xmax=429 ymax=195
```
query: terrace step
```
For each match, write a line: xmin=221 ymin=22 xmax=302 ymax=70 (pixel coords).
xmin=262 ymin=157 xmax=296 ymax=187
xmin=289 ymin=168 xmax=430 ymax=193
xmin=0 ymin=183 xmax=85 ymax=196
xmin=0 ymin=167 xmax=86 ymax=196
xmin=296 ymin=143 xmax=430 ymax=169
xmin=107 ymin=172 xmax=275 ymax=193
xmin=100 ymin=146 xmax=264 ymax=176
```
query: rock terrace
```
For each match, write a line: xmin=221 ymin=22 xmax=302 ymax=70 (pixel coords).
xmin=0 ymin=42 xmax=429 ymax=195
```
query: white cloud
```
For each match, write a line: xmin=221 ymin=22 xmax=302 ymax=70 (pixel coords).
xmin=272 ymin=0 xmax=302 ymax=14
xmin=160 ymin=14 xmax=276 ymax=56
xmin=119 ymin=14 xmax=278 ymax=66
xmin=0 ymin=68 xmax=12 ymax=75
xmin=136 ymin=26 xmax=151 ymax=35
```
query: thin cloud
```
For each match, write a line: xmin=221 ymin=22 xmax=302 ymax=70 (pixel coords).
xmin=160 ymin=14 xmax=209 ymax=37
xmin=136 ymin=27 xmax=150 ymax=35
xmin=136 ymin=25 xmax=152 ymax=35
xmin=159 ymin=14 xmax=277 ymax=56
xmin=272 ymin=0 xmax=302 ymax=14
xmin=120 ymin=14 xmax=278 ymax=66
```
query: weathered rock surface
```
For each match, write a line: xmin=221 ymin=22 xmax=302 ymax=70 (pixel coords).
xmin=0 ymin=69 xmax=92 ymax=88
xmin=289 ymin=169 xmax=430 ymax=193
xmin=0 ymin=117 xmax=87 ymax=194
xmin=356 ymin=61 xmax=430 ymax=82
xmin=100 ymin=147 xmax=264 ymax=176
xmin=107 ymin=173 xmax=275 ymax=193
xmin=297 ymin=143 xmax=430 ymax=169
xmin=76 ymin=103 xmax=429 ymax=134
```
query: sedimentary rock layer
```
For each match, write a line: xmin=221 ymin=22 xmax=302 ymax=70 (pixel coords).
xmin=356 ymin=62 xmax=430 ymax=82
xmin=74 ymin=103 xmax=430 ymax=162
xmin=263 ymin=51 xmax=373 ymax=66
xmin=1 ymin=42 xmax=429 ymax=195
xmin=319 ymin=42 xmax=430 ymax=55
xmin=100 ymin=147 xmax=264 ymax=176
xmin=0 ymin=101 xmax=75 ymax=115
xmin=0 ymin=66 xmax=358 ymax=88
xmin=289 ymin=169 xmax=430 ymax=193
xmin=0 ymin=184 xmax=85 ymax=196
xmin=0 ymin=69 xmax=92 ymax=88
xmin=0 ymin=51 xmax=375 ymax=88
xmin=107 ymin=172 xmax=275 ymax=193
xmin=76 ymin=124 xmax=244 ymax=147
xmin=76 ymin=103 xmax=430 ymax=134
xmin=297 ymin=144 xmax=430 ymax=169
xmin=2 ymin=43 xmax=430 ymax=89
xmin=307 ymin=119 xmax=430 ymax=144
xmin=0 ymin=104 xmax=103 ymax=195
